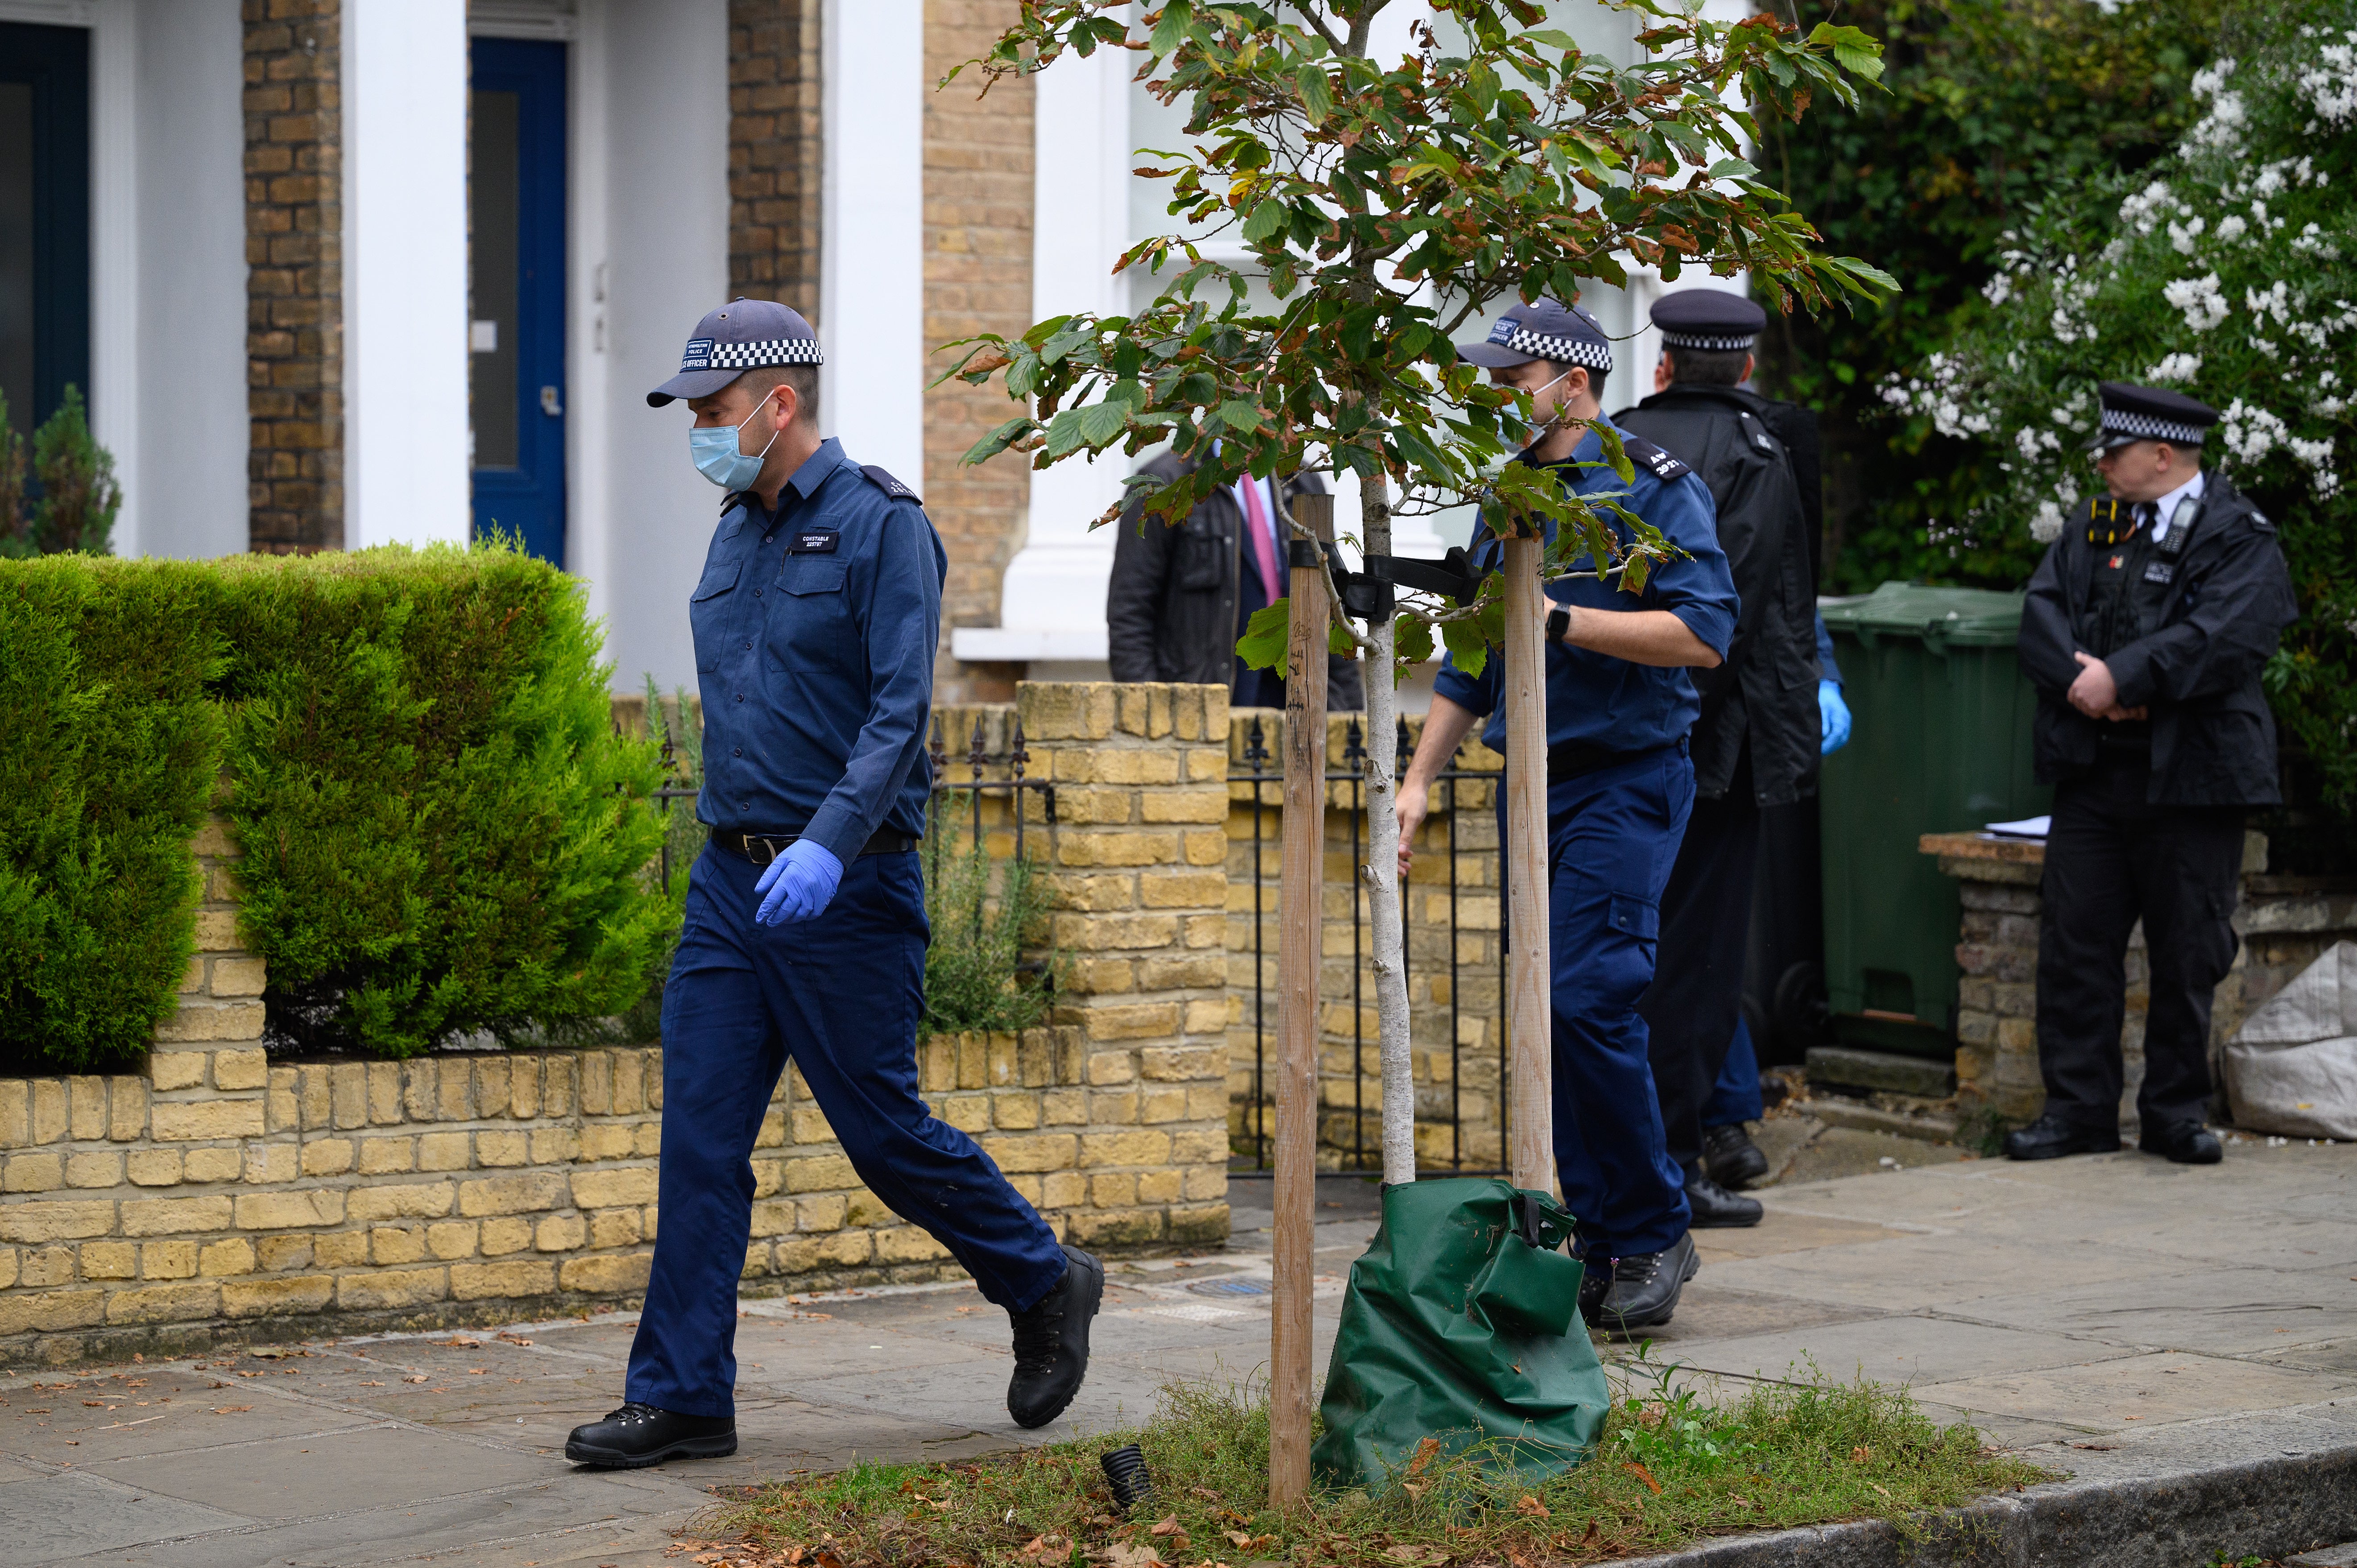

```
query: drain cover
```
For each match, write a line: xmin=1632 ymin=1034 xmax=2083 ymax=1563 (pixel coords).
xmin=1185 ymin=1276 xmax=1272 ymax=1298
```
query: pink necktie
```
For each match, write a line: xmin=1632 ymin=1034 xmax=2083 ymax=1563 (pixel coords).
xmin=1243 ymin=479 xmax=1281 ymax=600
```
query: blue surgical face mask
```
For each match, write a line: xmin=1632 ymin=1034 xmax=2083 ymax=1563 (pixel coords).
xmin=689 ymin=401 xmax=783 ymax=490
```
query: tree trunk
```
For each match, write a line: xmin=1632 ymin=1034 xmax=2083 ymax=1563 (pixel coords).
xmin=1359 ymin=478 xmax=1416 ymax=1187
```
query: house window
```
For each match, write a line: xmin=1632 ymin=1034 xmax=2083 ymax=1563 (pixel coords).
xmin=0 ymin=21 xmax=87 ymax=447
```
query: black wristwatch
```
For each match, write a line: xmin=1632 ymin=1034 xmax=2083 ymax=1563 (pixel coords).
xmin=1545 ymin=606 xmax=1570 ymax=645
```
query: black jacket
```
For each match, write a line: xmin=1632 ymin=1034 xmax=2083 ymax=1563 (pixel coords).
xmin=2019 ymin=470 xmax=2295 ymax=806
xmin=1104 ymin=451 xmax=1365 ymax=708
xmin=1615 ymin=385 xmax=1821 ymax=805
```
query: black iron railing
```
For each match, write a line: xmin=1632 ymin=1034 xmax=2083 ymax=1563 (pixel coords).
xmin=643 ymin=711 xmax=1058 ymax=895
xmin=1228 ymin=715 xmax=1508 ymax=1176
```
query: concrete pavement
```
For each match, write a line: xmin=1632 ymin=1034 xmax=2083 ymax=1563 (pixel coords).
xmin=4 ymin=1140 xmax=2351 ymax=1567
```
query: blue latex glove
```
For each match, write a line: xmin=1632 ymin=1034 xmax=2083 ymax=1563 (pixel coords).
xmin=754 ymin=838 xmax=844 ymax=926
xmin=1818 ymin=679 xmax=1853 ymax=756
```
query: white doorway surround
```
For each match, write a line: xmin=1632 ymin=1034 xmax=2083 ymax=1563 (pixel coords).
xmin=951 ymin=34 xmax=1130 ymax=668
xmin=820 ymin=0 xmax=923 ymax=490
xmin=344 ymin=0 xmax=472 ymax=549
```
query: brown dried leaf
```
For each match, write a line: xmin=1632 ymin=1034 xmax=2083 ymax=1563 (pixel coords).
xmin=1512 ymin=1495 xmax=1549 ymax=1519
xmin=1101 ymin=1545 xmax=1164 ymax=1568
xmin=1851 ymin=1445 xmax=1872 ymax=1465
xmin=1406 ymin=1436 xmax=1443 ymax=1479
xmin=1621 ymin=1462 xmax=1662 ymax=1496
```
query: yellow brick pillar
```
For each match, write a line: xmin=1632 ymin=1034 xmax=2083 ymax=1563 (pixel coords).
xmin=1021 ymin=682 xmax=1233 ymax=1249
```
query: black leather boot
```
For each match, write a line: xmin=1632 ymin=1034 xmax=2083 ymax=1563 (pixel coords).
xmin=2139 ymin=1119 xmax=2223 ymax=1164
xmin=1576 ymin=1254 xmax=1611 ymax=1326
xmin=1597 ymin=1232 xmax=1698 ymax=1334
xmin=1684 ymin=1168 xmax=1764 ymax=1228
xmin=1008 ymin=1245 xmax=1103 ymax=1429
xmin=1702 ymin=1123 xmax=1770 ymax=1189
xmin=2003 ymin=1112 xmax=2122 ymax=1161
xmin=565 ymin=1402 xmax=736 ymax=1468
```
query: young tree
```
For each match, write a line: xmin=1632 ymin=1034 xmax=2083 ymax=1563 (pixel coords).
xmin=945 ymin=0 xmax=1893 ymax=1501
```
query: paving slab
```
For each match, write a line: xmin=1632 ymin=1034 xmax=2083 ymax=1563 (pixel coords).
xmin=2 ymin=1152 xmax=2350 ymax=1566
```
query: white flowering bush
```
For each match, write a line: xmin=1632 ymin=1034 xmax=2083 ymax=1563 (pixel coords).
xmin=1882 ymin=5 xmax=2357 ymax=808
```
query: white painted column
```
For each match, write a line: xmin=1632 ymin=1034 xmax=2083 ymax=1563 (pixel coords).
xmin=343 ymin=0 xmax=472 ymax=549
xmin=819 ymin=0 xmax=922 ymax=485
xmin=87 ymin=0 xmax=138 ymax=554
xmin=952 ymin=38 xmax=1130 ymax=665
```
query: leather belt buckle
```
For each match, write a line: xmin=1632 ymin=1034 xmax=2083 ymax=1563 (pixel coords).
xmin=739 ymin=832 xmax=793 ymax=866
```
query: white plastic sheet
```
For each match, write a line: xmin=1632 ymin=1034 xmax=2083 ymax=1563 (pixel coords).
xmin=2223 ymin=939 xmax=2357 ymax=1140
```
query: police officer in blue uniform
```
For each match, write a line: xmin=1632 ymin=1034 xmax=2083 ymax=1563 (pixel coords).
xmin=1394 ymin=299 xmax=1740 ymax=1333
xmin=566 ymin=301 xmax=1101 ymax=1469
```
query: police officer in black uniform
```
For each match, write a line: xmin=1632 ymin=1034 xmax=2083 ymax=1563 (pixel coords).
xmin=1615 ymin=292 xmax=1823 ymax=1227
xmin=565 ymin=302 xmax=1102 ymax=1469
xmin=2008 ymin=382 xmax=2296 ymax=1165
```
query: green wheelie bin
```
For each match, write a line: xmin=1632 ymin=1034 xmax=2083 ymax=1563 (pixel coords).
xmin=1818 ymin=583 xmax=2051 ymax=1060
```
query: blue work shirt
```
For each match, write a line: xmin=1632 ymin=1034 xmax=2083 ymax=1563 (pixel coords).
xmin=689 ymin=437 xmax=945 ymax=861
xmin=1433 ymin=422 xmax=1739 ymax=754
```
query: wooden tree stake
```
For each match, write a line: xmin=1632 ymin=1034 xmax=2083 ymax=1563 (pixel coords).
xmin=1270 ymin=490 xmax=1332 ymax=1509
xmin=1501 ymin=534 xmax=1555 ymax=1195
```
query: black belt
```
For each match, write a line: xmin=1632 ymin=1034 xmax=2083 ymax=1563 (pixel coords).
xmin=712 ymin=827 xmax=920 ymax=865
xmin=1547 ymin=736 xmax=1679 ymax=785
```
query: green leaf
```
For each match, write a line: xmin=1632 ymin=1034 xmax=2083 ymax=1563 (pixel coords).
xmin=1236 ymin=598 xmax=1289 ymax=672
xmin=1216 ymin=399 xmax=1264 ymax=434
xmin=1329 ymin=621 xmax=1358 ymax=657
xmin=1808 ymin=22 xmax=1885 ymax=83
xmin=1148 ymin=0 xmax=1193 ymax=60
xmin=961 ymin=416 xmax=1038 ymax=467
xmin=1394 ymin=613 xmax=1435 ymax=667
xmin=1296 ymin=62 xmax=1334 ymax=125
xmin=1077 ymin=400 xmax=1130 ymax=447
xmin=1243 ymin=201 xmax=1289 ymax=244
xmin=1440 ymin=614 xmax=1489 ymax=680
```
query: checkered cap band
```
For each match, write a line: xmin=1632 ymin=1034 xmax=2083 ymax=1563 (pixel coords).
xmin=1660 ymin=330 xmax=1756 ymax=352
xmin=679 ymin=336 xmax=825 ymax=373
xmin=2101 ymin=407 xmax=2205 ymax=445
xmin=1490 ymin=319 xmax=1612 ymax=373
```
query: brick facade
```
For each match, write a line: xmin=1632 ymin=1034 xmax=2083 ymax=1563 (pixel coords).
xmin=242 ymin=0 xmax=344 ymax=554
xmin=728 ymin=0 xmax=822 ymax=319
xmin=925 ymin=1 xmax=1034 ymax=702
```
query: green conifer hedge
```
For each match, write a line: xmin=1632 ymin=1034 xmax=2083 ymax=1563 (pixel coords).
xmin=0 ymin=545 xmax=674 ymax=1070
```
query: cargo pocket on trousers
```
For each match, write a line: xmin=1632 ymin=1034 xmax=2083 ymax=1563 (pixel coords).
xmin=1606 ymin=891 xmax=1660 ymax=943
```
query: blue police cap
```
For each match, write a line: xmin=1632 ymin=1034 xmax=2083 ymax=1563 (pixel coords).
xmin=647 ymin=298 xmax=825 ymax=407
xmin=1650 ymin=290 xmax=1765 ymax=352
xmin=2091 ymin=381 xmax=2218 ymax=451
xmin=1457 ymin=297 xmax=1613 ymax=375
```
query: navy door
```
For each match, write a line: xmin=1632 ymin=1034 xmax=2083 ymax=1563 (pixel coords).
xmin=469 ymin=37 xmax=566 ymax=564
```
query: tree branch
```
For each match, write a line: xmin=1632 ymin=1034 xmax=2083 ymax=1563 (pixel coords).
xmin=1288 ymin=2 xmax=1347 ymax=58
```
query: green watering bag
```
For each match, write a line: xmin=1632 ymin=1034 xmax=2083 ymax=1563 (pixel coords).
xmin=1311 ymin=1177 xmax=1609 ymax=1491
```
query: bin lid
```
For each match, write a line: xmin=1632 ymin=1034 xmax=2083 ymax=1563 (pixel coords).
xmin=1819 ymin=581 xmax=2026 ymax=648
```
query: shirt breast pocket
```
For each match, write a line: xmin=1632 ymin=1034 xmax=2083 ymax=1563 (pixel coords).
xmin=769 ymin=555 xmax=851 ymax=671
xmin=1175 ymin=518 xmax=1229 ymax=591
xmin=689 ymin=559 xmax=742 ymax=672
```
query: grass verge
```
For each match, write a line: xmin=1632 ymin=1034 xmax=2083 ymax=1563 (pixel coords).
xmin=692 ymin=1356 xmax=2052 ymax=1567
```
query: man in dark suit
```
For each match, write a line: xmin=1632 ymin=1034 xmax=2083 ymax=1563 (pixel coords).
xmin=1105 ymin=451 xmax=1365 ymax=709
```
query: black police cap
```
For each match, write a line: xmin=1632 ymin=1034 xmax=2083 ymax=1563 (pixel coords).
xmin=1649 ymin=290 xmax=1766 ymax=352
xmin=2091 ymin=381 xmax=2219 ymax=451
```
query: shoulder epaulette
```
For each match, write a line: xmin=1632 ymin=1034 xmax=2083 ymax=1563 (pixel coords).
xmin=1620 ymin=435 xmax=1691 ymax=483
xmin=861 ymin=464 xmax=921 ymax=504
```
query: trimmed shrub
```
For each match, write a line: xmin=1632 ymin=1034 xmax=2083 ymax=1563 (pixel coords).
xmin=213 ymin=545 xmax=673 ymax=1057
xmin=0 ymin=559 xmax=223 ymax=1072
xmin=0 ymin=544 xmax=675 ymax=1068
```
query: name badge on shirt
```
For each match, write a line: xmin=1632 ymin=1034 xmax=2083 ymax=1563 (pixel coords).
xmin=2142 ymin=561 xmax=2175 ymax=585
xmin=787 ymin=530 xmax=840 ymax=554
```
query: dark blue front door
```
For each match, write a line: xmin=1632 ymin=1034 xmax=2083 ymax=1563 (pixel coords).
xmin=469 ymin=37 xmax=566 ymax=564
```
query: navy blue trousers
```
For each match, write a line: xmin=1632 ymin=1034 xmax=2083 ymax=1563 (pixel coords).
xmin=1521 ymin=747 xmax=1696 ymax=1262
xmin=1703 ymin=1016 xmax=1765 ymax=1128
xmin=625 ymin=844 xmax=1066 ymax=1418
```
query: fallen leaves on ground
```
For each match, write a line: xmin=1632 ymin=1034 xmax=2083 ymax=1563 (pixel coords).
xmin=211 ymin=1406 xmax=253 ymax=1415
xmin=1620 ymin=1463 xmax=1662 ymax=1497
xmin=1512 ymin=1494 xmax=1549 ymax=1518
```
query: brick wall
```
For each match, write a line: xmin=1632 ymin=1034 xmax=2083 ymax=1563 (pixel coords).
xmin=0 ymin=688 xmax=1232 ymax=1365
xmin=1223 ymin=711 xmax=1512 ymax=1173
xmin=729 ymin=0 xmax=822 ymax=318
xmin=1929 ymin=835 xmax=2357 ymax=1122
xmin=242 ymin=0 xmax=344 ymax=554
xmin=925 ymin=1 xmax=1034 ymax=703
